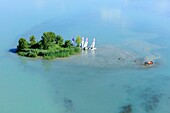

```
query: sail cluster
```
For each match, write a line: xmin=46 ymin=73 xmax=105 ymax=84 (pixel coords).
xmin=82 ymin=37 xmax=96 ymax=50
xmin=71 ymin=37 xmax=96 ymax=50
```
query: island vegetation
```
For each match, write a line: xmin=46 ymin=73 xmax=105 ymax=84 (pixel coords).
xmin=17 ymin=32 xmax=82 ymax=59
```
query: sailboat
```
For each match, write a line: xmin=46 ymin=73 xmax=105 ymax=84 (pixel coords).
xmin=81 ymin=37 xmax=84 ymax=49
xmin=83 ymin=38 xmax=88 ymax=50
xmin=71 ymin=37 xmax=75 ymax=46
xmin=89 ymin=38 xmax=96 ymax=50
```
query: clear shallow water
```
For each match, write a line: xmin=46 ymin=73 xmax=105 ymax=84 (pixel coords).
xmin=1 ymin=0 xmax=170 ymax=113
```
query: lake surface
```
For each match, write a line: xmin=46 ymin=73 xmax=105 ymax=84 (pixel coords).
xmin=1 ymin=0 xmax=170 ymax=113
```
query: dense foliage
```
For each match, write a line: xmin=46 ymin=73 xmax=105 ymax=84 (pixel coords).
xmin=76 ymin=36 xmax=81 ymax=47
xmin=55 ymin=35 xmax=64 ymax=46
xmin=29 ymin=35 xmax=36 ymax=48
xmin=17 ymin=32 xmax=81 ymax=59
xmin=17 ymin=38 xmax=29 ymax=50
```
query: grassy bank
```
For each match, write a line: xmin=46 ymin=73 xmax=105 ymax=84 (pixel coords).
xmin=17 ymin=47 xmax=81 ymax=59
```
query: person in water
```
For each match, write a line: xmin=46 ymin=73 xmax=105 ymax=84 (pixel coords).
xmin=148 ymin=61 xmax=153 ymax=65
xmin=144 ymin=61 xmax=153 ymax=66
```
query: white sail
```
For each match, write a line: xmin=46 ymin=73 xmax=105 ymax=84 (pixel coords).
xmin=83 ymin=38 xmax=88 ymax=48
xmin=81 ymin=37 xmax=84 ymax=49
xmin=91 ymin=38 xmax=95 ymax=48
xmin=89 ymin=38 xmax=96 ymax=50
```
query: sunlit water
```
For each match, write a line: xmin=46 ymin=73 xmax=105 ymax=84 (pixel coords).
xmin=1 ymin=0 xmax=170 ymax=113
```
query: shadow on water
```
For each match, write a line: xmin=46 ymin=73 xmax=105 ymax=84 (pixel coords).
xmin=140 ymin=88 xmax=163 ymax=112
xmin=9 ymin=48 xmax=17 ymax=53
xmin=63 ymin=97 xmax=74 ymax=112
xmin=119 ymin=104 xmax=132 ymax=113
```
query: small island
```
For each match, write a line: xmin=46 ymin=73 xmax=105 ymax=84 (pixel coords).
xmin=17 ymin=32 xmax=82 ymax=59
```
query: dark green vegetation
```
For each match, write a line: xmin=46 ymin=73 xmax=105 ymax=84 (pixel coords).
xmin=17 ymin=32 xmax=81 ymax=59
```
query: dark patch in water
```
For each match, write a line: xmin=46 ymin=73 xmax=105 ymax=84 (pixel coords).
xmin=55 ymin=91 xmax=59 ymax=95
xmin=140 ymin=91 xmax=162 ymax=112
xmin=118 ymin=57 xmax=125 ymax=61
xmin=9 ymin=48 xmax=17 ymax=53
xmin=63 ymin=97 xmax=73 ymax=112
xmin=125 ymin=85 xmax=134 ymax=93
xmin=119 ymin=104 xmax=132 ymax=113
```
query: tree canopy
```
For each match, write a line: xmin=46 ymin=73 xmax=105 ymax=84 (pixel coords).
xmin=76 ymin=36 xmax=81 ymax=47
xmin=29 ymin=35 xmax=36 ymax=48
xmin=55 ymin=35 xmax=64 ymax=47
xmin=64 ymin=40 xmax=72 ymax=48
xmin=16 ymin=32 xmax=81 ymax=59
xmin=17 ymin=38 xmax=29 ymax=50
xmin=41 ymin=32 xmax=56 ymax=50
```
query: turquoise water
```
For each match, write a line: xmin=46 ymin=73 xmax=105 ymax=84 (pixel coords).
xmin=1 ymin=0 xmax=170 ymax=113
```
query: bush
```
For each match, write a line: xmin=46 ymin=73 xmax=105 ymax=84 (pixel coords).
xmin=68 ymin=47 xmax=81 ymax=55
xmin=18 ymin=51 xmax=28 ymax=56
xmin=27 ymin=51 xmax=37 ymax=58
xmin=43 ymin=50 xmax=70 ymax=59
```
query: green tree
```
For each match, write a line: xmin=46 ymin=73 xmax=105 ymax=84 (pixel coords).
xmin=29 ymin=35 xmax=36 ymax=48
xmin=17 ymin=38 xmax=29 ymax=50
xmin=41 ymin=32 xmax=56 ymax=50
xmin=64 ymin=40 xmax=72 ymax=48
xmin=76 ymin=36 xmax=81 ymax=47
xmin=55 ymin=35 xmax=64 ymax=47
